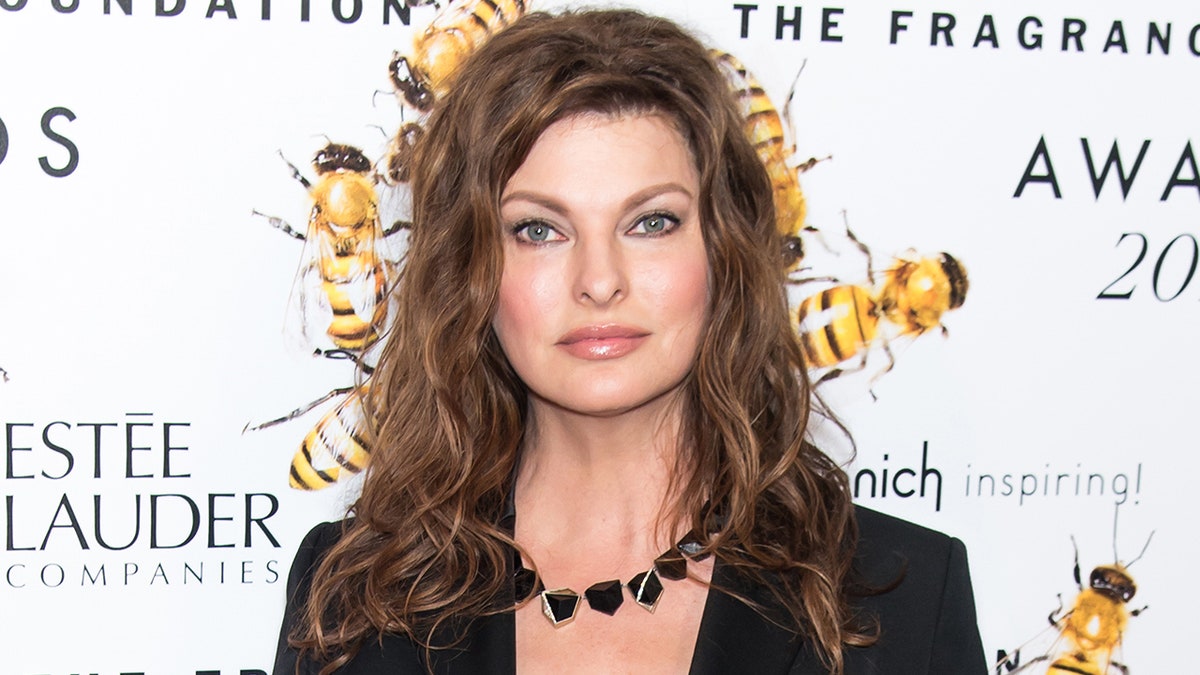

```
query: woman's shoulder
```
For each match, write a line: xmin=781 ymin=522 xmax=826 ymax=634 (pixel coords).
xmin=846 ymin=505 xmax=987 ymax=674
xmin=274 ymin=520 xmax=349 ymax=675
xmin=296 ymin=520 xmax=347 ymax=555
xmin=853 ymin=504 xmax=964 ymax=567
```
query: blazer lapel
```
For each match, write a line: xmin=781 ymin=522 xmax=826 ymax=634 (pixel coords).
xmin=689 ymin=560 xmax=824 ymax=675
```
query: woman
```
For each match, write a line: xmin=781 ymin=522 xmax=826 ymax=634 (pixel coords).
xmin=274 ymin=9 xmax=985 ymax=674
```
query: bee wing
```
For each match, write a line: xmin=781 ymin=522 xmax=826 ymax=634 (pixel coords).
xmin=710 ymin=50 xmax=759 ymax=118
xmin=375 ymin=180 xmax=414 ymax=256
xmin=281 ymin=220 xmax=335 ymax=355
xmin=289 ymin=386 xmax=372 ymax=490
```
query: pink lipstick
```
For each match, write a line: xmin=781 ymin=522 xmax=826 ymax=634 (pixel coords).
xmin=556 ymin=324 xmax=649 ymax=360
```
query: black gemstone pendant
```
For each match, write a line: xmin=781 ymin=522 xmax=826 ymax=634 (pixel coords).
xmin=627 ymin=569 xmax=664 ymax=612
xmin=676 ymin=531 xmax=710 ymax=561
xmin=515 ymin=566 xmax=544 ymax=600
xmin=541 ymin=589 xmax=581 ymax=626
xmin=654 ymin=550 xmax=688 ymax=581
xmin=584 ymin=579 xmax=624 ymax=615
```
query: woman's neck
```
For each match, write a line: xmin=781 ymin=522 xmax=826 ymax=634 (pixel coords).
xmin=512 ymin=394 xmax=689 ymax=576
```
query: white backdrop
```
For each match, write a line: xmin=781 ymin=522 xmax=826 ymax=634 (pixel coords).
xmin=1 ymin=0 xmax=1196 ymax=672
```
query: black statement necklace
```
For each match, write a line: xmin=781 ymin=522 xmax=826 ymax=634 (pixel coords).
xmin=512 ymin=531 xmax=711 ymax=627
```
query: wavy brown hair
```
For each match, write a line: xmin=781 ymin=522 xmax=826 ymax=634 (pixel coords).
xmin=290 ymin=8 xmax=871 ymax=673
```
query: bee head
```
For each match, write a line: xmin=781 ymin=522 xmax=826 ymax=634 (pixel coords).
xmin=389 ymin=53 xmax=435 ymax=112
xmin=1090 ymin=564 xmax=1136 ymax=603
xmin=314 ymin=144 xmax=372 ymax=175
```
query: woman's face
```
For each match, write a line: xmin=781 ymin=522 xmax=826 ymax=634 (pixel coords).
xmin=494 ymin=113 xmax=709 ymax=418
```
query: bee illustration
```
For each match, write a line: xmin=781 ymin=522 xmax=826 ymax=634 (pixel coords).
xmin=996 ymin=515 xmax=1154 ymax=674
xmin=250 ymin=142 xmax=406 ymax=489
xmin=254 ymin=142 xmax=405 ymax=352
xmin=711 ymin=50 xmax=829 ymax=273
xmin=248 ymin=368 xmax=372 ymax=491
xmin=794 ymin=230 xmax=968 ymax=390
xmin=389 ymin=0 xmax=528 ymax=113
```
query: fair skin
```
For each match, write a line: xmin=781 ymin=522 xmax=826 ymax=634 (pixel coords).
xmin=494 ymin=112 xmax=714 ymax=674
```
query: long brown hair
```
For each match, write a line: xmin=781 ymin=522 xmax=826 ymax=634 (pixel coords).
xmin=291 ymin=9 xmax=870 ymax=673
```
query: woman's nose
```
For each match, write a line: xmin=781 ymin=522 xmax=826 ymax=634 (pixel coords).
xmin=572 ymin=235 xmax=627 ymax=306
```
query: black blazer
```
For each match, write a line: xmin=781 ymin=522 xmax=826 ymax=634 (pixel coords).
xmin=273 ymin=506 xmax=986 ymax=674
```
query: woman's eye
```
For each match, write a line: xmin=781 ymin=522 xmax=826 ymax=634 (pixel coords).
xmin=512 ymin=221 xmax=562 ymax=243
xmin=630 ymin=212 xmax=680 ymax=236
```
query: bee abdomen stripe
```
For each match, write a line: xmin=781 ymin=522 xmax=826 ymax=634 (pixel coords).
xmin=292 ymin=442 xmax=338 ymax=487
xmin=940 ymin=253 xmax=968 ymax=308
xmin=799 ymin=328 xmax=821 ymax=366
xmin=850 ymin=291 xmax=871 ymax=344
xmin=289 ymin=465 xmax=315 ymax=490
xmin=1049 ymin=666 xmax=1094 ymax=675
xmin=302 ymin=438 xmax=338 ymax=483
xmin=820 ymin=291 xmax=847 ymax=362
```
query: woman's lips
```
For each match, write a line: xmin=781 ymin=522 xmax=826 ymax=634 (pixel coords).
xmin=556 ymin=325 xmax=650 ymax=360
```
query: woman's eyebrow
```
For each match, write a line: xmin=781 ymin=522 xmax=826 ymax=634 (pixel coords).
xmin=500 ymin=182 xmax=694 ymax=214
xmin=621 ymin=182 xmax=695 ymax=211
xmin=499 ymin=190 xmax=569 ymax=215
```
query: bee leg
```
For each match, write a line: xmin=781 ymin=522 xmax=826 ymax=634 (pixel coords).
xmin=315 ymin=348 xmax=361 ymax=364
xmin=251 ymin=209 xmax=306 ymax=241
xmin=1109 ymin=660 xmax=1130 ymax=675
xmin=314 ymin=347 xmax=376 ymax=376
xmin=779 ymin=59 xmax=831 ymax=175
xmin=801 ymin=223 xmax=838 ymax=255
xmin=1007 ymin=654 xmax=1050 ymax=674
xmin=1047 ymin=593 xmax=1066 ymax=625
xmin=816 ymin=349 xmax=875 ymax=397
xmin=786 ymin=266 xmax=838 ymax=287
xmin=277 ymin=150 xmax=313 ymax=190
xmin=792 ymin=154 xmax=832 ymax=174
xmin=864 ymin=339 xmax=896 ymax=400
xmin=840 ymin=211 xmax=876 ymax=286
xmin=0 ymin=366 xmax=7 ymax=382
xmin=381 ymin=219 xmax=413 ymax=237
xmin=244 ymin=386 xmax=357 ymax=433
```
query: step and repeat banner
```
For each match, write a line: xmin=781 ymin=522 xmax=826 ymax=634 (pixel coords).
xmin=1 ymin=0 xmax=1195 ymax=672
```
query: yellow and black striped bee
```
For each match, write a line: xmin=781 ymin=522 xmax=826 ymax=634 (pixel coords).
xmin=249 ymin=368 xmax=373 ymax=491
xmin=250 ymin=142 xmax=406 ymax=489
xmin=255 ymin=142 xmax=404 ymax=352
xmin=996 ymin=522 xmax=1153 ymax=675
xmin=711 ymin=50 xmax=829 ymax=273
xmin=795 ymin=237 xmax=968 ymax=390
xmin=389 ymin=0 xmax=528 ymax=113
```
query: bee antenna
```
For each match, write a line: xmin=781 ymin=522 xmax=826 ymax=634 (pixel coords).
xmin=1112 ymin=502 xmax=1120 ymax=563
xmin=841 ymin=210 xmax=875 ymax=285
xmin=371 ymin=89 xmax=392 ymax=108
xmin=1125 ymin=530 xmax=1155 ymax=568
xmin=366 ymin=124 xmax=389 ymax=139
